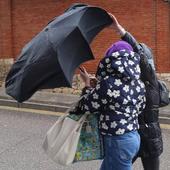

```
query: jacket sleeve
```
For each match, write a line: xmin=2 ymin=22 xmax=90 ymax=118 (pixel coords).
xmin=121 ymin=32 xmax=140 ymax=53
xmin=139 ymin=54 xmax=158 ymax=86
xmin=73 ymin=80 xmax=107 ymax=115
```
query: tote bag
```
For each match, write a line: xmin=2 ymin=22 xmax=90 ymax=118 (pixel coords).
xmin=42 ymin=113 xmax=88 ymax=165
xmin=68 ymin=113 xmax=104 ymax=162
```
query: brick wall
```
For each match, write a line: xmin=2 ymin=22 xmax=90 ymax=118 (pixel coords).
xmin=0 ymin=0 xmax=13 ymax=58
xmin=0 ymin=0 xmax=170 ymax=73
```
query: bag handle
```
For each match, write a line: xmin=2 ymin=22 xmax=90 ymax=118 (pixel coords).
xmin=77 ymin=112 xmax=89 ymax=123
xmin=65 ymin=96 xmax=84 ymax=114
xmin=64 ymin=95 xmax=89 ymax=122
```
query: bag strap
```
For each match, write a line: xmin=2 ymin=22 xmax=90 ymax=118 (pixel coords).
xmin=65 ymin=96 xmax=84 ymax=114
xmin=77 ymin=112 xmax=89 ymax=123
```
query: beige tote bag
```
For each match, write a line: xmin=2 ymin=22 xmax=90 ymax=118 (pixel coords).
xmin=42 ymin=112 xmax=88 ymax=165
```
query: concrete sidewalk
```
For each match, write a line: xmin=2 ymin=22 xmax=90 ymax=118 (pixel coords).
xmin=0 ymin=87 xmax=79 ymax=112
xmin=0 ymin=86 xmax=170 ymax=123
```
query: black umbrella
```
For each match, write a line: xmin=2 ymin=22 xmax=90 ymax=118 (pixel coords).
xmin=5 ymin=3 xmax=112 ymax=102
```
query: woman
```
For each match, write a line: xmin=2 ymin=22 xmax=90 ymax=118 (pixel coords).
xmin=109 ymin=14 xmax=163 ymax=170
xmin=75 ymin=40 xmax=146 ymax=170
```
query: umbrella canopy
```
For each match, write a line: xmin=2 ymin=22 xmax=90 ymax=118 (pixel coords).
xmin=5 ymin=3 xmax=112 ymax=102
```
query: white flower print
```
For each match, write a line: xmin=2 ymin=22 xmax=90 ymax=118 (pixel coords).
xmin=93 ymin=93 xmax=99 ymax=99
xmin=139 ymin=81 xmax=145 ymax=88
xmin=130 ymin=51 xmax=135 ymax=57
xmin=100 ymin=115 xmax=104 ymax=121
xmin=125 ymin=107 xmax=130 ymax=113
xmin=136 ymin=103 xmax=141 ymax=112
xmin=106 ymin=115 xmax=110 ymax=121
xmin=113 ymin=90 xmax=120 ymax=98
xmin=114 ymin=79 xmax=122 ymax=86
xmin=96 ymin=84 xmax=100 ymax=90
xmin=107 ymin=63 xmax=111 ymax=68
xmin=102 ymin=122 xmax=108 ymax=130
xmin=116 ymin=111 xmax=123 ymax=115
xmin=104 ymin=76 xmax=109 ymax=80
xmin=130 ymin=69 xmax=134 ymax=74
xmin=118 ymin=66 xmax=124 ymax=73
xmin=129 ymin=117 xmax=133 ymax=121
xmin=120 ymin=119 xmax=127 ymax=125
xmin=124 ymin=61 xmax=128 ymax=67
xmin=135 ymin=75 xmax=140 ymax=79
xmin=109 ymin=105 xmax=115 ymax=110
xmin=111 ymin=52 xmax=119 ymax=58
xmin=115 ymin=128 xmax=125 ymax=135
xmin=138 ymin=95 xmax=143 ymax=100
xmin=136 ymin=65 xmax=141 ymax=73
xmin=127 ymin=124 xmax=133 ymax=131
xmin=134 ymin=56 xmax=138 ymax=61
xmin=107 ymin=89 xmax=113 ymax=97
xmin=130 ymin=89 xmax=134 ymax=95
xmin=136 ymin=86 xmax=141 ymax=92
xmin=105 ymin=58 xmax=110 ymax=63
xmin=131 ymin=80 xmax=135 ymax=86
xmin=111 ymin=121 xmax=117 ymax=128
xmin=85 ymin=89 xmax=90 ymax=93
xmin=128 ymin=60 xmax=134 ymax=66
xmin=123 ymin=99 xmax=128 ymax=104
xmin=127 ymin=95 xmax=131 ymax=100
xmin=102 ymin=99 xmax=107 ymax=104
xmin=115 ymin=103 xmax=120 ymax=108
xmin=133 ymin=110 xmax=137 ymax=114
xmin=135 ymin=113 xmax=138 ymax=117
xmin=123 ymin=85 xmax=129 ymax=93
xmin=99 ymin=63 xmax=104 ymax=68
xmin=124 ymin=113 xmax=130 ymax=117
xmin=84 ymin=105 xmax=89 ymax=110
xmin=91 ymin=102 xmax=100 ymax=109
xmin=115 ymin=61 xmax=121 ymax=65
xmin=132 ymin=114 xmax=135 ymax=118
xmin=124 ymin=53 xmax=129 ymax=57
xmin=132 ymin=99 xmax=137 ymax=104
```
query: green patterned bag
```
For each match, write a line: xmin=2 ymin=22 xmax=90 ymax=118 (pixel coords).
xmin=68 ymin=113 xmax=104 ymax=162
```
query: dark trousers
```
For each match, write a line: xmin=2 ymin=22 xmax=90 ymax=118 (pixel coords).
xmin=141 ymin=157 xmax=159 ymax=170
xmin=133 ymin=156 xmax=160 ymax=170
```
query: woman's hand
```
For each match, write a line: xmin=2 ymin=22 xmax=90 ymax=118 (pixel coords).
xmin=108 ymin=13 xmax=119 ymax=28
xmin=108 ymin=13 xmax=126 ymax=36
xmin=79 ymin=67 xmax=90 ymax=87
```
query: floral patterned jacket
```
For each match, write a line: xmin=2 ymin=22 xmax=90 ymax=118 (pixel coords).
xmin=75 ymin=50 xmax=146 ymax=136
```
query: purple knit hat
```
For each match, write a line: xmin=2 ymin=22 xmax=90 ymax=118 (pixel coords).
xmin=105 ymin=40 xmax=133 ymax=56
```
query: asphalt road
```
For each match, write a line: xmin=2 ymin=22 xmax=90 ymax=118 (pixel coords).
xmin=0 ymin=107 xmax=170 ymax=170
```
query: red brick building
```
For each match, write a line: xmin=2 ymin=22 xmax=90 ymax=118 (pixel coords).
xmin=0 ymin=0 xmax=170 ymax=74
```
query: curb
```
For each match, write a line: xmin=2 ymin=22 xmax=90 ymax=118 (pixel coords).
xmin=0 ymin=98 xmax=70 ymax=113
xmin=0 ymin=93 xmax=170 ymax=124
